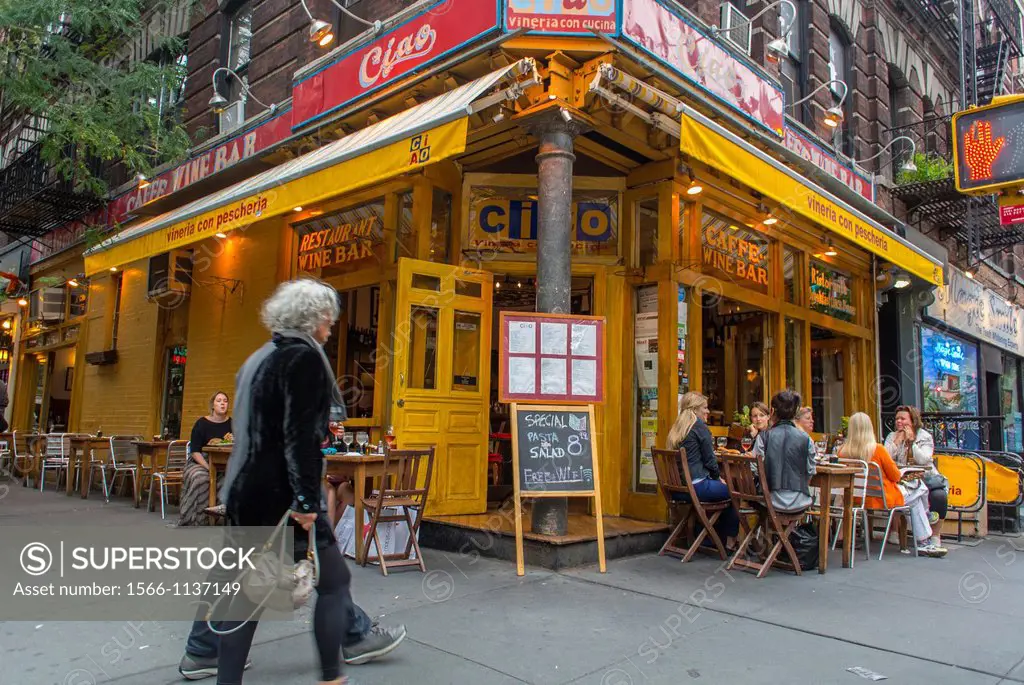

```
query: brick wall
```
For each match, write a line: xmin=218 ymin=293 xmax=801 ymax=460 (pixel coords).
xmin=178 ymin=219 xmax=284 ymax=436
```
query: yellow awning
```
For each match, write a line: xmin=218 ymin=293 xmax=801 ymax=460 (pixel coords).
xmin=679 ymin=113 xmax=944 ymax=286
xmin=84 ymin=60 xmax=538 ymax=275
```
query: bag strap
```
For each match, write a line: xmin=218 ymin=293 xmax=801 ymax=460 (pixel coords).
xmin=204 ymin=510 xmax=319 ymax=636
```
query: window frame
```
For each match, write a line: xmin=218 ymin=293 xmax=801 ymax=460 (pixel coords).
xmin=219 ymin=0 xmax=254 ymax=133
xmin=782 ymin=0 xmax=809 ymax=125
xmin=828 ymin=22 xmax=854 ymax=156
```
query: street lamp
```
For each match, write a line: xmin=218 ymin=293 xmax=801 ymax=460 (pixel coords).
xmin=788 ymin=79 xmax=848 ymax=128
xmin=208 ymin=67 xmax=276 ymax=115
xmin=299 ymin=0 xmax=335 ymax=47
xmin=712 ymin=0 xmax=797 ymax=64
xmin=847 ymin=136 xmax=918 ymax=173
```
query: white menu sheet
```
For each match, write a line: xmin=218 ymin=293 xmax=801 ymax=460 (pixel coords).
xmin=571 ymin=322 xmax=599 ymax=356
xmin=572 ymin=358 xmax=597 ymax=396
xmin=540 ymin=358 xmax=567 ymax=395
xmin=541 ymin=322 xmax=568 ymax=355
xmin=508 ymin=321 xmax=536 ymax=354
xmin=508 ymin=357 xmax=536 ymax=394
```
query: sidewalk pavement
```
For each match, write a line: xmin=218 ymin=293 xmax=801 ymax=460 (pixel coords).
xmin=2 ymin=484 xmax=1024 ymax=684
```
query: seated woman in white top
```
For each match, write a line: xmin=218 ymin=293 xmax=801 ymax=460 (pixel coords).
xmin=883 ymin=405 xmax=946 ymax=550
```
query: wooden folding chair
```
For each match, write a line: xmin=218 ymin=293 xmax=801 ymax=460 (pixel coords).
xmin=651 ymin=448 xmax=728 ymax=561
xmin=721 ymin=452 xmax=804 ymax=578
xmin=360 ymin=447 xmax=435 ymax=576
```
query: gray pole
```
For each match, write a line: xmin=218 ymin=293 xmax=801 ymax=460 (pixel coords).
xmin=530 ymin=110 xmax=580 ymax=537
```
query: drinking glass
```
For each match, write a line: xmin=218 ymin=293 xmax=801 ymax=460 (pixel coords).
xmin=356 ymin=431 xmax=369 ymax=453
xmin=715 ymin=436 xmax=727 ymax=451
xmin=342 ymin=432 xmax=355 ymax=453
xmin=740 ymin=436 xmax=753 ymax=452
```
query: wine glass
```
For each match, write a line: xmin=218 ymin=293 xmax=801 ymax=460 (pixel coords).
xmin=329 ymin=421 xmax=345 ymax=448
xmin=342 ymin=431 xmax=355 ymax=453
xmin=356 ymin=431 xmax=369 ymax=453
xmin=715 ymin=436 xmax=727 ymax=451
xmin=740 ymin=436 xmax=753 ymax=453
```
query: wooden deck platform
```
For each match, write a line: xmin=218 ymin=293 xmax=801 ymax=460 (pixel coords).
xmin=425 ymin=506 xmax=668 ymax=545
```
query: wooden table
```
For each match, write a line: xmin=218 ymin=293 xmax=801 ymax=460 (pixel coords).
xmin=67 ymin=436 xmax=110 ymax=498
xmin=810 ymin=463 xmax=859 ymax=574
xmin=131 ymin=441 xmax=170 ymax=508
xmin=325 ymin=453 xmax=386 ymax=565
xmin=203 ymin=445 xmax=233 ymax=509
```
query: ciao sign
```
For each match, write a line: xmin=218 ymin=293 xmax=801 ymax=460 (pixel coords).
xmin=294 ymin=200 xmax=385 ymax=272
xmin=701 ymin=218 xmax=769 ymax=290
xmin=809 ymin=263 xmax=856 ymax=322
xmin=467 ymin=186 xmax=618 ymax=255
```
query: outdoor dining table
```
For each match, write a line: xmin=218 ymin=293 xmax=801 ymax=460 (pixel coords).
xmin=130 ymin=440 xmax=170 ymax=508
xmin=325 ymin=453 xmax=387 ymax=565
xmin=67 ymin=435 xmax=111 ymax=498
xmin=203 ymin=445 xmax=233 ymax=510
xmin=810 ymin=462 xmax=859 ymax=574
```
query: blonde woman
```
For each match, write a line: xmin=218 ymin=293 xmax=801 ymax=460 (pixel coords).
xmin=794 ymin=406 xmax=814 ymax=434
xmin=667 ymin=392 xmax=738 ymax=549
xmin=839 ymin=412 xmax=946 ymax=558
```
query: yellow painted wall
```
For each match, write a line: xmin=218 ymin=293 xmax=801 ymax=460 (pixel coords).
xmin=179 ymin=220 xmax=284 ymax=436
xmin=80 ymin=265 xmax=163 ymax=436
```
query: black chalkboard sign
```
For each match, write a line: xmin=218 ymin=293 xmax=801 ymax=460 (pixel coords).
xmin=512 ymin=405 xmax=596 ymax=493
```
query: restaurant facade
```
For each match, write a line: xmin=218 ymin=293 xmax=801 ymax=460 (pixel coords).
xmin=65 ymin=0 xmax=947 ymax=524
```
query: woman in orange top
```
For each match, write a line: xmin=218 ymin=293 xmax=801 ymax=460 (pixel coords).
xmin=839 ymin=413 xmax=946 ymax=557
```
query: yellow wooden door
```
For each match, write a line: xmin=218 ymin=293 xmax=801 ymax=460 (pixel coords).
xmin=391 ymin=258 xmax=493 ymax=516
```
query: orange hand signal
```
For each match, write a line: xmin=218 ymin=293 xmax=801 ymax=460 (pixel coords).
xmin=963 ymin=120 xmax=1006 ymax=181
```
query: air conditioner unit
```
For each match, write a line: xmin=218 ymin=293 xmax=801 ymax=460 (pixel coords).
xmin=218 ymin=100 xmax=245 ymax=134
xmin=33 ymin=287 xmax=65 ymax=324
xmin=148 ymin=249 xmax=193 ymax=299
xmin=718 ymin=2 xmax=752 ymax=55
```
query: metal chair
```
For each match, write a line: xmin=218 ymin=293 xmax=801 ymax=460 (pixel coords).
xmin=149 ymin=440 xmax=188 ymax=519
xmin=92 ymin=435 xmax=141 ymax=502
xmin=39 ymin=434 xmax=71 ymax=492
xmin=11 ymin=431 xmax=36 ymax=485
xmin=864 ymin=462 xmax=918 ymax=560
xmin=830 ymin=458 xmax=871 ymax=566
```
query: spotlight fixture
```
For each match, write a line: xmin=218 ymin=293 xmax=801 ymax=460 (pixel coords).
xmin=2 ymin=319 xmax=10 ymax=330
xmin=67 ymin=278 xmax=79 ymax=287
xmin=208 ymin=67 xmax=276 ymax=115
xmin=215 ymin=232 xmax=228 ymax=239
xmin=17 ymin=298 xmax=27 ymax=307
xmin=766 ymin=37 xmax=788 ymax=64
xmin=685 ymin=179 xmax=703 ymax=195
xmin=762 ymin=212 xmax=778 ymax=226
xmin=893 ymin=271 xmax=912 ymax=289
xmin=109 ymin=267 xmax=119 ymax=273
xmin=495 ymin=280 xmax=502 ymax=289
xmin=824 ymin=241 xmax=838 ymax=257
xmin=900 ymin=156 xmax=918 ymax=173
xmin=300 ymin=0 xmax=334 ymax=48
xmin=965 ymin=268 xmax=975 ymax=279
xmin=135 ymin=173 xmax=151 ymax=189
xmin=823 ymin=105 xmax=844 ymax=128
xmin=294 ymin=206 xmax=303 ymax=212
xmin=208 ymin=92 xmax=229 ymax=114
xmin=788 ymin=79 xmax=848 ymax=129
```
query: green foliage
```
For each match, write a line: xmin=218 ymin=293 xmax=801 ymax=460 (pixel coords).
xmin=895 ymin=152 xmax=954 ymax=185
xmin=733 ymin=405 xmax=751 ymax=428
xmin=840 ymin=415 xmax=849 ymax=436
xmin=34 ymin=276 xmax=63 ymax=288
xmin=0 ymin=0 xmax=195 ymax=195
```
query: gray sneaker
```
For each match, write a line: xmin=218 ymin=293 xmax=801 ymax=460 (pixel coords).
xmin=178 ymin=654 xmax=252 ymax=680
xmin=343 ymin=624 xmax=407 ymax=665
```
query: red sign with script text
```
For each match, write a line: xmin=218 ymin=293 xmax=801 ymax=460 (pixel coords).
xmin=292 ymin=0 xmax=500 ymax=130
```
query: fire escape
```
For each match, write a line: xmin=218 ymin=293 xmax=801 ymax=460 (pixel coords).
xmin=888 ymin=0 xmax=1023 ymax=263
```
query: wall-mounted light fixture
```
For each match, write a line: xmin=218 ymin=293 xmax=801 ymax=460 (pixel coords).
xmin=788 ymin=79 xmax=848 ymax=128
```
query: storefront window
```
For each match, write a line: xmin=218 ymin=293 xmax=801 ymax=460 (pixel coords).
xmin=784 ymin=246 xmax=798 ymax=303
xmin=161 ymin=346 xmax=186 ymax=439
xmin=811 ymin=327 xmax=845 ymax=434
xmin=920 ymin=326 xmax=979 ymax=413
xmin=398 ymin=191 xmax=415 ymax=259
xmin=702 ymin=296 xmax=765 ymax=425
xmin=637 ymin=197 xmax=658 ymax=266
xmin=785 ymin=318 xmax=803 ymax=392
xmin=452 ymin=311 xmax=481 ymax=391
xmin=326 ymin=286 xmax=379 ymax=419
xmin=634 ymin=284 xmax=658 ymax=493
xmin=677 ymin=285 xmax=688 ymax=395
xmin=700 ymin=211 xmax=769 ymax=295
xmin=1003 ymin=357 xmax=1021 ymax=452
xmin=68 ymin=285 xmax=88 ymax=318
xmin=430 ymin=190 xmax=451 ymax=263
xmin=407 ymin=306 xmax=438 ymax=390
xmin=294 ymin=198 xmax=386 ymax=277
xmin=809 ymin=261 xmax=856 ymax=322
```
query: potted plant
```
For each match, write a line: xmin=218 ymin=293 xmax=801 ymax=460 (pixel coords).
xmin=732 ymin=405 xmax=752 ymax=429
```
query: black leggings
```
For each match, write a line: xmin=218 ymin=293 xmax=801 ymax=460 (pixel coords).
xmin=929 ymin=488 xmax=948 ymax=520
xmin=217 ymin=540 xmax=351 ymax=684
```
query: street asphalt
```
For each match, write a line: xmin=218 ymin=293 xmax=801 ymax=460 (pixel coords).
xmin=2 ymin=482 xmax=1023 ymax=685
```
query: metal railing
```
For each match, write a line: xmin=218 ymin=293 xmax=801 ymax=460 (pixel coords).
xmin=880 ymin=412 xmax=1004 ymax=452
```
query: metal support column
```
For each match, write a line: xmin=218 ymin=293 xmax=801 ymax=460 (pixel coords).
xmin=530 ymin=109 xmax=582 ymax=537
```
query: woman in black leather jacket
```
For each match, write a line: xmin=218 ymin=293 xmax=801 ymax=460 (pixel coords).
xmin=216 ymin=279 xmax=351 ymax=685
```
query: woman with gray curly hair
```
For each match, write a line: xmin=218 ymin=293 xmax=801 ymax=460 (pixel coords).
xmin=215 ymin=278 xmax=351 ymax=685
